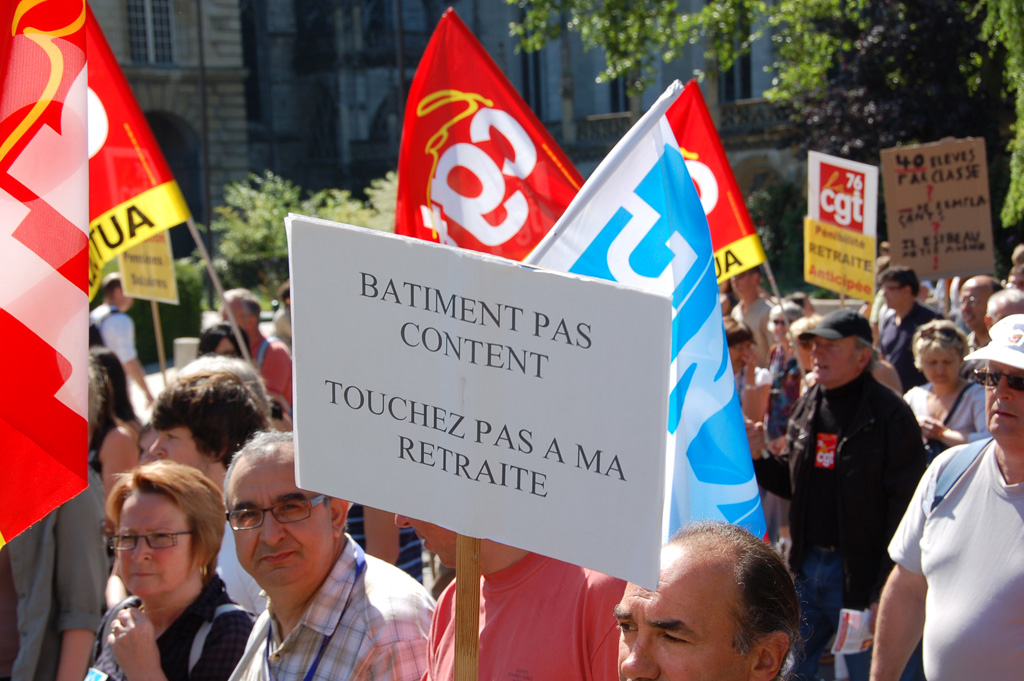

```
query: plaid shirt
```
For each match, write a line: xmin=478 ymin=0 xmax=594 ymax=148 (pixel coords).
xmin=93 ymin=575 xmax=254 ymax=681
xmin=229 ymin=538 xmax=433 ymax=681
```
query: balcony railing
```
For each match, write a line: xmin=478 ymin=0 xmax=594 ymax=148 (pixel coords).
xmin=718 ymin=98 xmax=790 ymax=136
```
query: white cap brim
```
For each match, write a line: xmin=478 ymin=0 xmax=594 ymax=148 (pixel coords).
xmin=964 ymin=314 xmax=1024 ymax=371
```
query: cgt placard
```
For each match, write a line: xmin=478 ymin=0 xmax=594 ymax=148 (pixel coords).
xmin=804 ymin=218 xmax=876 ymax=303
xmin=287 ymin=216 xmax=671 ymax=588
xmin=880 ymin=138 xmax=993 ymax=279
xmin=808 ymin=151 xmax=878 ymax=238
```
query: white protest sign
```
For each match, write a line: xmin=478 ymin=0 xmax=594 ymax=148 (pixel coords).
xmin=287 ymin=215 xmax=671 ymax=587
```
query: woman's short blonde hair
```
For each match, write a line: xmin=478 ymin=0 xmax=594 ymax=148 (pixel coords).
xmin=912 ymin=319 xmax=969 ymax=368
xmin=107 ymin=460 xmax=225 ymax=585
xmin=788 ymin=314 xmax=824 ymax=340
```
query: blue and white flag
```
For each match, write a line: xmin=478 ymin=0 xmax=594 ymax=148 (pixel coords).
xmin=526 ymin=81 xmax=766 ymax=540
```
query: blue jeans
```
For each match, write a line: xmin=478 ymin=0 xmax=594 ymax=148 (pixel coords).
xmin=794 ymin=546 xmax=872 ymax=681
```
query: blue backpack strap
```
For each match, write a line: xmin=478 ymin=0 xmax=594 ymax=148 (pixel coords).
xmin=255 ymin=336 xmax=283 ymax=371
xmin=930 ymin=437 xmax=991 ymax=512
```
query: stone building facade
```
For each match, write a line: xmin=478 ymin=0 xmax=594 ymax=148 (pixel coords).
xmin=243 ymin=0 xmax=799 ymax=192
xmin=93 ymin=0 xmax=800 ymax=237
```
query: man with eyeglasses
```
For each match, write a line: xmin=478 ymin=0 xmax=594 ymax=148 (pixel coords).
xmin=223 ymin=432 xmax=433 ymax=681
xmin=959 ymin=275 xmax=1002 ymax=351
xmin=752 ymin=309 xmax=926 ymax=680
xmin=871 ymin=314 xmax=1024 ymax=681
xmin=878 ymin=266 xmax=942 ymax=390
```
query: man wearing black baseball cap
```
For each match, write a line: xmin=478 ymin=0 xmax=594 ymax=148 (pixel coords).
xmin=753 ymin=308 xmax=926 ymax=681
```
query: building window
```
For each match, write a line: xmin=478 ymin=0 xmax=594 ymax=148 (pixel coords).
xmin=521 ymin=50 xmax=542 ymax=118
xmin=722 ymin=52 xmax=752 ymax=102
xmin=308 ymin=84 xmax=339 ymax=161
xmin=127 ymin=0 xmax=174 ymax=64
xmin=609 ymin=77 xmax=628 ymax=113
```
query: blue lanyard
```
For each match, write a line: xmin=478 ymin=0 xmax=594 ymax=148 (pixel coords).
xmin=264 ymin=547 xmax=367 ymax=681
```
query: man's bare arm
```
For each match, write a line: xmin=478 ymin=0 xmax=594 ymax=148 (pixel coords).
xmin=870 ymin=564 xmax=927 ymax=681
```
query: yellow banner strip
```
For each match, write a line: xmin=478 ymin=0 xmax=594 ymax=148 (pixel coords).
xmin=714 ymin=233 xmax=767 ymax=283
xmin=88 ymin=181 xmax=190 ymax=300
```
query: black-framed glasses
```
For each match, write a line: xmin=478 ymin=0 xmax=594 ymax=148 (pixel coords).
xmin=227 ymin=494 xmax=329 ymax=530
xmin=109 ymin=531 xmax=193 ymax=551
xmin=974 ymin=369 xmax=1024 ymax=391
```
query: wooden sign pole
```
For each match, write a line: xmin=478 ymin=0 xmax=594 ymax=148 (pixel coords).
xmin=151 ymin=299 xmax=168 ymax=387
xmin=453 ymin=534 xmax=481 ymax=681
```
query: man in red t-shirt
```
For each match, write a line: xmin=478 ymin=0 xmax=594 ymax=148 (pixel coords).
xmin=395 ymin=515 xmax=624 ymax=681
xmin=222 ymin=288 xmax=292 ymax=415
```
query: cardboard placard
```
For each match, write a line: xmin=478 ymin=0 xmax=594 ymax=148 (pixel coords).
xmin=287 ymin=215 xmax=671 ymax=588
xmin=118 ymin=232 xmax=179 ymax=304
xmin=803 ymin=218 xmax=876 ymax=303
xmin=808 ymin=151 xmax=879 ymax=238
xmin=880 ymin=138 xmax=993 ymax=279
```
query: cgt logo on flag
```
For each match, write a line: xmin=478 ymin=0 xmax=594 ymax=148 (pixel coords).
xmin=527 ymin=83 xmax=766 ymax=539
xmin=416 ymin=90 xmax=545 ymax=248
xmin=395 ymin=9 xmax=581 ymax=261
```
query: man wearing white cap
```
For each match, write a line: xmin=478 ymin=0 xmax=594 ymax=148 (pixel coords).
xmin=871 ymin=314 xmax=1024 ymax=681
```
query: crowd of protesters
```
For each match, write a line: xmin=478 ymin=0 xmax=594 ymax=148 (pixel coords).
xmin=3 ymin=245 xmax=1024 ymax=681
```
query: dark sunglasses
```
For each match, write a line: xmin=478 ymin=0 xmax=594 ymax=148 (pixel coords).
xmin=920 ymin=327 xmax=959 ymax=342
xmin=974 ymin=369 xmax=1024 ymax=391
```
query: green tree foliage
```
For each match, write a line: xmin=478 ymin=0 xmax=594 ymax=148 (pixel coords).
xmin=509 ymin=0 xmax=1024 ymax=226
xmin=746 ymin=181 xmax=806 ymax=292
xmin=211 ymin=171 xmax=397 ymax=293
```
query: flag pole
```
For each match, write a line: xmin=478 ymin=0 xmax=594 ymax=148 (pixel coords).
xmin=151 ymin=299 xmax=169 ymax=387
xmin=761 ymin=259 xmax=806 ymax=376
xmin=184 ymin=217 xmax=252 ymax=363
xmin=454 ymin=534 xmax=481 ymax=681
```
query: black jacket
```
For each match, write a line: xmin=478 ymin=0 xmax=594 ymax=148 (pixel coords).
xmin=754 ymin=373 xmax=927 ymax=608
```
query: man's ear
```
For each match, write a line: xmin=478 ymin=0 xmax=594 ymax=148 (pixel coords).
xmin=329 ymin=498 xmax=350 ymax=537
xmin=859 ymin=345 xmax=874 ymax=371
xmin=746 ymin=631 xmax=790 ymax=681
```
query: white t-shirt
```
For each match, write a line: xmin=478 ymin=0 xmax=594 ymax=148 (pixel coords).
xmin=217 ymin=521 xmax=267 ymax=615
xmin=889 ymin=442 xmax=1024 ymax=681
xmin=91 ymin=304 xmax=138 ymax=363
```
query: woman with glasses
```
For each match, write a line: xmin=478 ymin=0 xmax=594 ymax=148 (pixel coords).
xmin=146 ymin=371 xmax=270 ymax=614
xmin=903 ymin=319 xmax=988 ymax=462
xmin=91 ymin=461 xmax=253 ymax=681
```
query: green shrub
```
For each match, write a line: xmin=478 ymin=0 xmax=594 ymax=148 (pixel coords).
xmin=211 ymin=171 xmax=397 ymax=297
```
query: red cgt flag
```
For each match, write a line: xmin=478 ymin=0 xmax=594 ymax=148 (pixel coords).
xmin=396 ymin=8 xmax=582 ymax=260
xmin=86 ymin=8 xmax=191 ymax=300
xmin=665 ymin=81 xmax=766 ymax=282
xmin=0 ymin=0 xmax=90 ymax=547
